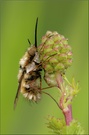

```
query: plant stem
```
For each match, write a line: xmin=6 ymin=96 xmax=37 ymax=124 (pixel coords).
xmin=56 ymin=73 xmax=73 ymax=126
xmin=63 ymin=105 xmax=73 ymax=126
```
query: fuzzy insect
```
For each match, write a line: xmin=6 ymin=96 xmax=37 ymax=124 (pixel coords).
xmin=14 ymin=18 xmax=42 ymax=108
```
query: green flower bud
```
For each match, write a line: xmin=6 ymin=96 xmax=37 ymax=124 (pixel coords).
xmin=43 ymin=64 xmax=53 ymax=72
xmin=55 ymin=63 xmax=64 ymax=71
xmin=49 ymin=57 xmax=59 ymax=64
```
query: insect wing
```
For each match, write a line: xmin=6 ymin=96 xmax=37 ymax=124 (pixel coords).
xmin=14 ymin=71 xmax=24 ymax=109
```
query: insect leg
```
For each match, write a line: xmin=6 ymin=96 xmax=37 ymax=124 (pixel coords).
xmin=29 ymin=53 xmax=57 ymax=73
xmin=38 ymin=34 xmax=54 ymax=52
xmin=41 ymin=86 xmax=56 ymax=90
xmin=42 ymin=91 xmax=60 ymax=109
xmin=39 ymin=74 xmax=42 ymax=90
xmin=41 ymin=53 xmax=57 ymax=64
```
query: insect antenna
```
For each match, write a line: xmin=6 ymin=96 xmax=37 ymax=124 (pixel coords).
xmin=28 ymin=39 xmax=31 ymax=45
xmin=35 ymin=17 xmax=38 ymax=48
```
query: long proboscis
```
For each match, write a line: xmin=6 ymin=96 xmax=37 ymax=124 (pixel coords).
xmin=35 ymin=17 xmax=38 ymax=48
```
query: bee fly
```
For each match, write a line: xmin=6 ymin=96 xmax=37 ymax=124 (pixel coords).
xmin=14 ymin=18 xmax=42 ymax=108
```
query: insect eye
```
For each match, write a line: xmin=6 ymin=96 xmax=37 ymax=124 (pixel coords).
xmin=30 ymin=75 xmax=35 ymax=80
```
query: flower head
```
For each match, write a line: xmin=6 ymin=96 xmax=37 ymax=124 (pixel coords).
xmin=38 ymin=31 xmax=73 ymax=86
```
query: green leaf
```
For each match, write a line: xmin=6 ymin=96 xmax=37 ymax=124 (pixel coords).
xmin=46 ymin=116 xmax=85 ymax=135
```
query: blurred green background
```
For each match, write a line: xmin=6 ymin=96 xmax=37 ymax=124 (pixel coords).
xmin=1 ymin=0 xmax=88 ymax=134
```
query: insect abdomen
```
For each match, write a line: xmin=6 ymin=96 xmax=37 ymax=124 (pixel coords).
xmin=20 ymin=72 xmax=41 ymax=101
